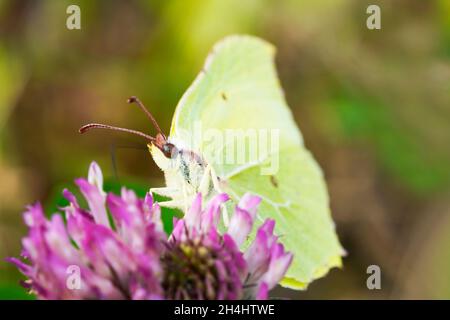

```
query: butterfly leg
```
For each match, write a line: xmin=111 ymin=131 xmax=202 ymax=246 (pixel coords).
xmin=198 ymin=165 xmax=211 ymax=196
xmin=210 ymin=166 xmax=223 ymax=193
xmin=156 ymin=199 xmax=184 ymax=209
xmin=209 ymin=167 xmax=230 ymax=227
xmin=198 ymin=165 xmax=229 ymax=226
xmin=150 ymin=187 xmax=187 ymax=209
xmin=150 ymin=187 xmax=179 ymax=198
xmin=181 ymin=182 xmax=190 ymax=213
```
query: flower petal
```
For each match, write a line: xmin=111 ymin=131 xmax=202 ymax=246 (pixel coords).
xmin=185 ymin=193 xmax=202 ymax=229
xmin=227 ymin=207 xmax=253 ymax=247
xmin=238 ymin=193 xmax=261 ymax=220
xmin=256 ymin=282 xmax=269 ymax=300
xmin=201 ymin=193 xmax=229 ymax=233
xmin=76 ymin=178 xmax=109 ymax=227
xmin=88 ymin=161 xmax=104 ymax=193
xmin=23 ymin=203 xmax=46 ymax=227
xmin=261 ymin=244 xmax=293 ymax=289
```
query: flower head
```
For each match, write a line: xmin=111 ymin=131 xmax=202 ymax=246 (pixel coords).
xmin=8 ymin=162 xmax=292 ymax=300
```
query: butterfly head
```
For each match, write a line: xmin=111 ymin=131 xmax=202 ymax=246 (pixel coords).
xmin=152 ymin=132 xmax=177 ymax=158
xmin=148 ymin=133 xmax=181 ymax=171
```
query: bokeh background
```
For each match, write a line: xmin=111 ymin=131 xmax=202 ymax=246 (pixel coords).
xmin=0 ymin=0 xmax=449 ymax=299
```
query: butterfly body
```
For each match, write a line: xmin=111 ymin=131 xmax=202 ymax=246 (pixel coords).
xmin=149 ymin=140 xmax=222 ymax=211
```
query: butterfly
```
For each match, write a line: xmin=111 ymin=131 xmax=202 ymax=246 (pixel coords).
xmin=80 ymin=35 xmax=344 ymax=289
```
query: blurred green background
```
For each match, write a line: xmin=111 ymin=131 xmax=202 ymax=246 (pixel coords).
xmin=0 ymin=0 xmax=449 ymax=299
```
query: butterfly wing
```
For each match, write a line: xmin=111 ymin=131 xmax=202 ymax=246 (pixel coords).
xmin=170 ymin=35 xmax=302 ymax=177
xmin=225 ymin=146 xmax=344 ymax=288
xmin=170 ymin=35 xmax=344 ymax=289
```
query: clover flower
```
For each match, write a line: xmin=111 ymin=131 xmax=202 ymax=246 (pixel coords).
xmin=8 ymin=162 xmax=292 ymax=300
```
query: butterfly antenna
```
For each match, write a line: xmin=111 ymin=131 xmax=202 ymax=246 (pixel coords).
xmin=127 ymin=96 xmax=165 ymax=138
xmin=79 ymin=123 xmax=155 ymax=142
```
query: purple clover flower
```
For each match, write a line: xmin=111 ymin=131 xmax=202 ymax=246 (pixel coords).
xmin=8 ymin=162 xmax=292 ymax=300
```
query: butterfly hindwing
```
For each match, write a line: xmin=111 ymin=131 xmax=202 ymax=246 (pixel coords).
xmin=225 ymin=146 xmax=344 ymax=288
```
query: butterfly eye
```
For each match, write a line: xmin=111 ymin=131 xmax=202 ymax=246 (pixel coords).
xmin=162 ymin=143 xmax=178 ymax=159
